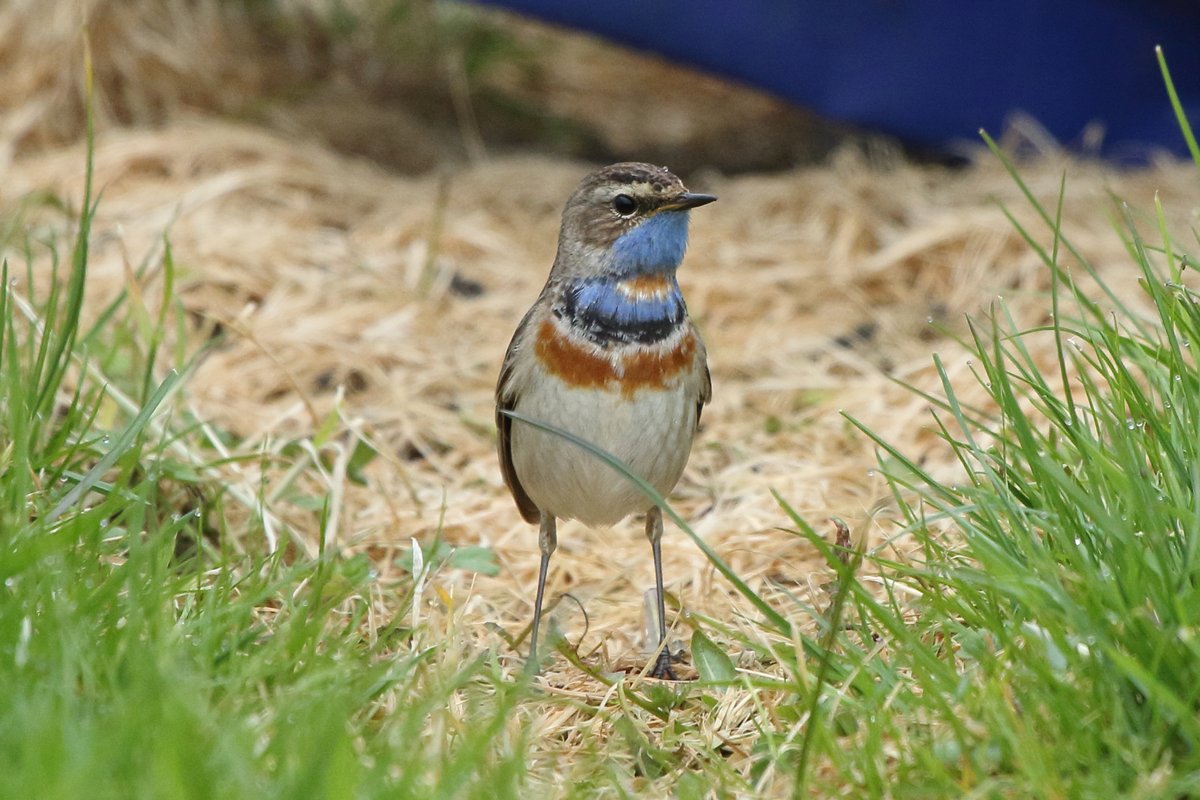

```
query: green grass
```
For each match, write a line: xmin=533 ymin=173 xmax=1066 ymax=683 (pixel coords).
xmin=769 ymin=131 xmax=1200 ymax=794
xmin=0 ymin=60 xmax=529 ymax=800
xmin=5 ymin=47 xmax=1200 ymax=800
xmin=796 ymin=135 xmax=1200 ymax=795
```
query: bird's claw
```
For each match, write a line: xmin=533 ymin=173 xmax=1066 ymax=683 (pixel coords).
xmin=649 ymin=648 xmax=677 ymax=681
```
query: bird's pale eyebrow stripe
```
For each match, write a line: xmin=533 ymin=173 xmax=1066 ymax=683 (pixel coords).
xmin=534 ymin=320 xmax=699 ymax=398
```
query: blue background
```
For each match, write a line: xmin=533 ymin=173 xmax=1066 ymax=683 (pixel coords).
xmin=473 ymin=1 xmax=1200 ymax=159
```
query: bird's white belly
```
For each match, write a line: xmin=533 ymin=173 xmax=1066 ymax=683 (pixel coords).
xmin=510 ymin=378 xmax=698 ymax=527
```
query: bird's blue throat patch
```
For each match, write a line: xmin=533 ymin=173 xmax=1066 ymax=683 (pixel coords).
xmin=610 ymin=210 xmax=690 ymax=275
xmin=556 ymin=273 xmax=687 ymax=346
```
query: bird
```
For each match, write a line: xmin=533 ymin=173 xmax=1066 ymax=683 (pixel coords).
xmin=495 ymin=162 xmax=715 ymax=679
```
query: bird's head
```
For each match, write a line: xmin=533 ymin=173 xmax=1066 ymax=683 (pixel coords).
xmin=553 ymin=162 xmax=716 ymax=280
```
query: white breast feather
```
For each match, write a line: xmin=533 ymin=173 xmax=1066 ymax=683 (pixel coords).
xmin=509 ymin=368 xmax=700 ymax=527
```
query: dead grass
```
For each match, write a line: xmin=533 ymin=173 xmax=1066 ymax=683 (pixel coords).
xmin=9 ymin=113 xmax=1191 ymax=672
xmin=4 ymin=0 xmax=1199 ymax=789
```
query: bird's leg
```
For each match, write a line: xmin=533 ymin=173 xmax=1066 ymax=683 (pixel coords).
xmin=645 ymin=506 xmax=676 ymax=680
xmin=527 ymin=512 xmax=557 ymax=674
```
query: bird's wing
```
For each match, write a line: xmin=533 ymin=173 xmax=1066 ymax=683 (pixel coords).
xmin=695 ymin=329 xmax=713 ymax=430
xmin=496 ymin=308 xmax=541 ymax=524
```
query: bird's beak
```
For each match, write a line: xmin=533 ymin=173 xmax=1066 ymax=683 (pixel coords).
xmin=663 ymin=192 xmax=717 ymax=211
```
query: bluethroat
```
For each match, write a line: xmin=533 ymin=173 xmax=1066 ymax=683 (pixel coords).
xmin=495 ymin=162 xmax=715 ymax=679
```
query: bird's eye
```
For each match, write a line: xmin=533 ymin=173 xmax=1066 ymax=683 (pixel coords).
xmin=612 ymin=194 xmax=637 ymax=215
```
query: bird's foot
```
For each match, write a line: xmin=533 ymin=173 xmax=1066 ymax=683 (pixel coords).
xmin=649 ymin=647 xmax=677 ymax=681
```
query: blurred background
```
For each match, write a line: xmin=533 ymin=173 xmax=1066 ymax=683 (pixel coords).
xmin=473 ymin=0 xmax=1200 ymax=162
xmin=6 ymin=0 xmax=1199 ymax=181
xmin=0 ymin=0 xmax=844 ymax=176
